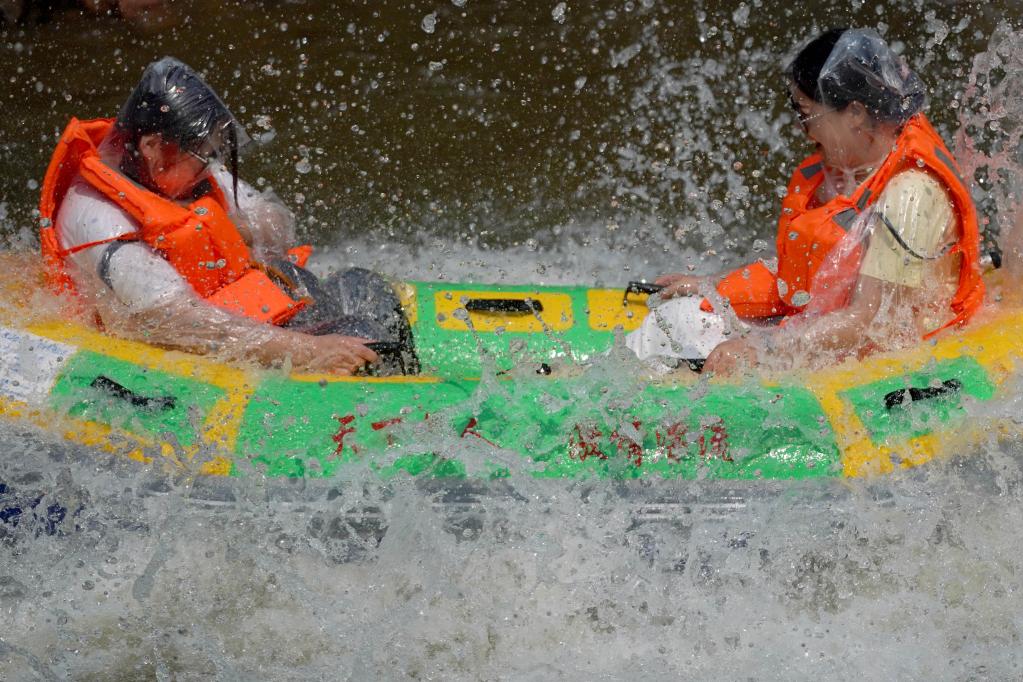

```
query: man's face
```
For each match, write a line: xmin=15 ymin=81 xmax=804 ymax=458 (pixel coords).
xmin=138 ymin=134 xmax=213 ymax=199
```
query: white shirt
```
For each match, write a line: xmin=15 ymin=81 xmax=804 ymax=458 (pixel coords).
xmin=55 ymin=166 xmax=277 ymax=311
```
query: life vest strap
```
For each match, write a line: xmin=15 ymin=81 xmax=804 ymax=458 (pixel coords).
xmin=58 ymin=233 xmax=138 ymax=258
xmin=205 ymin=269 xmax=309 ymax=324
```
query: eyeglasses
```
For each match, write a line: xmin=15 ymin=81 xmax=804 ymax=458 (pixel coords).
xmin=184 ymin=147 xmax=214 ymax=168
xmin=788 ymin=93 xmax=828 ymax=131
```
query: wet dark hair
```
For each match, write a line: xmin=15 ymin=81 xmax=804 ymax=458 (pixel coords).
xmin=114 ymin=57 xmax=244 ymax=203
xmin=787 ymin=27 xmax=925 ymax=125
xmin=788 ymin=28 xmax=847 ymax=103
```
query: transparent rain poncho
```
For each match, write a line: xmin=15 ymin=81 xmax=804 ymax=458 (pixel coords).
xmin=787 ymin=29 xmax=925 ymax=193
xmin=782 ymin=196 xmax=959 ymax=363
xmin=57 ymin=175 xmax=375 ymax=375
xmin=751 ymin=30 xmax=961 ymax=369
xmin=816 ymin=29 xmax=926 ymax=126
xmin=54 ymin=58 xmax=378 ymax=374
xmin=110 ymin=56 xmax=253 ymax=203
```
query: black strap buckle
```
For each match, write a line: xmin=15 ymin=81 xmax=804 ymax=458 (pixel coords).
xmin=623 ymin=281 xmax=663 ymax=305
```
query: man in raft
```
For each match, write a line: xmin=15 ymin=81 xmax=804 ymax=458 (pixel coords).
xmin=627 ymin=28 xmax=985 ymax=374
xmin=39 ymin=57 xmax=417 ymax=375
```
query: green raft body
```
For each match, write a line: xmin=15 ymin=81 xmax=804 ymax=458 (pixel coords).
xmin=1 ymin=280 xmax=1014 ymax=482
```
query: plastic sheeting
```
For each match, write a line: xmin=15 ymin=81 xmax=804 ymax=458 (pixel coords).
xmin=817 ymin=28 xmax=926 ymax=124
xmin=112 ymin=56 xmax=251 ymax=203
xmin=115 ymin=56 xmax=251 ymax=161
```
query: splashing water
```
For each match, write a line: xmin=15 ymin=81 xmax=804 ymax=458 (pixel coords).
xmin=3 ymin=421 xmax=1023 ymax=679
xmin=956 ymin=25 xmax=1023 ymax=287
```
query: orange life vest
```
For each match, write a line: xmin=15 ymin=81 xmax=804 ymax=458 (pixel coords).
xmin=39 ymin=117 xmax=310 ymax=325
xmin=711 ymin=114 xmax=984 ymax=339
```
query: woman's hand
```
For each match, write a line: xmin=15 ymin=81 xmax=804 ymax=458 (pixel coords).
xmin=654 ymin=273 xmax=702 ymax=299
xmin=702 ymin=338 xmax=760 ymax=376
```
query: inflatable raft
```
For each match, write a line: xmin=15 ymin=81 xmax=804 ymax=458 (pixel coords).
xmin=0 ymin=277 xmax=1016 ymax=482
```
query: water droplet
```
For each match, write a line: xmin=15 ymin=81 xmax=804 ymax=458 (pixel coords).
xmin=552 ymin=2 xmax=567 ymax=23
xmin=295 ymin=158 xmax=312 ymax=174
xmin=421 ymin=13 xmax=437 ymax=33
xmin=732 ymin=2 xmax=750 ymax=27
xmin=26 ymin=179 xmax=38 ymax=190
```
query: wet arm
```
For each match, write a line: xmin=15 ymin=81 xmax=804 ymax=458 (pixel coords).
xmin=121 ymin=296 xmax=377 ymax=374
xmin=97 ymin=243 xmax=376 ymax=373
xmin=771 ymin=274 xmax=887 ymax=358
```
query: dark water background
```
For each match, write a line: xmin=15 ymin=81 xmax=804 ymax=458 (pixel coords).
xmin=1 ymin=0 xmax=1017 ymax=265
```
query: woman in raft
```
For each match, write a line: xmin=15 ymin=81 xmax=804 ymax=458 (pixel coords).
xmin=627 ymin=28 xmax=985 ymax=374
xmin=39 ymin=57 xmax=417 ymax=375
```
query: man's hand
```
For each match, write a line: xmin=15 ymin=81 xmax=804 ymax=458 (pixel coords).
xmin=654 ymin=273 xmax=702 ymax=299
xmin=301 ymin=335 xmax=379 ymax=375
xmin=702 ymin=338 xmax=759 ymax=376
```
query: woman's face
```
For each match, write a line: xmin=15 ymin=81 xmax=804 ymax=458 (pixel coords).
xmin=789 ymin=87 xmax=869 ymax=169
xmin=138 ymin=134 xmax=212 ymax=199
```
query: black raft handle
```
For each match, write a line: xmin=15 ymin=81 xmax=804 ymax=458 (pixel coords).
xmin=884 ymin=379 xmax=962 ymax=411
xmin=464 ymin=298 xmax=543 ymax=315
xmin=623 ymin=281 xmax=664 ymax=304
xmin=90 ymin=376 xmax=177 ymax=412
xmin=364 ymin=341 xmax=408 ymax=376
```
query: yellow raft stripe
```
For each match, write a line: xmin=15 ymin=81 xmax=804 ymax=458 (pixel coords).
xmin=0 ymin=394 xmax=234 ymax=477
xmin=395 ymin=281 xmax=418 ymax=327
xmin=25 ymin=322 xmax=248 ymax=472
xmin=0 ymin=396 xmax=147 ymax=464
xmin=26 ymin=321 xmax=250 ymax=390
xmin=586 ymin=289 xmax=649 ymax=332
xmin=802 ymin=308 xmax=1023 ymax=477
xmin=26 ymin=320 xmax=442 ymax=386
